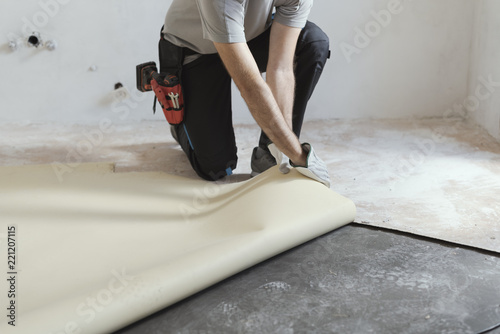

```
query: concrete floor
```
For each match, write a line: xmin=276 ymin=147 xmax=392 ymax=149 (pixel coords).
xmin=114 ymin=224 xmax=500 ymax=334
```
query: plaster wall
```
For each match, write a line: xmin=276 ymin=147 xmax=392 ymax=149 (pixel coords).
xmin=0 ymin=0 xmax=478 ymax=125
xmin=468 ymin=0 xmax=500 ymax=140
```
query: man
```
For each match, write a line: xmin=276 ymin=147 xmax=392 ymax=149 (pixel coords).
xmin=161 ymin=0 xmax=331 ymax=187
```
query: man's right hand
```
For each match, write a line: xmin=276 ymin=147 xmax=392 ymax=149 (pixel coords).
xmin=268 ymin=143 xmax=292 ymax=174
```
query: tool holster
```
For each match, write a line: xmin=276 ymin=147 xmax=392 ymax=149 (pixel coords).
xmin=154 ymin=29 xmax=186 ymax=125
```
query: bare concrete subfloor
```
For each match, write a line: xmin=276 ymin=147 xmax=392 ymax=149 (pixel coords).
xmin=1 ymin=119 xmax=500 ymax=333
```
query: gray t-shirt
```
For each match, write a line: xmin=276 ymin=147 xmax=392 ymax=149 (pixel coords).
xmin=163 ymin=0 xmax=313 ymax=55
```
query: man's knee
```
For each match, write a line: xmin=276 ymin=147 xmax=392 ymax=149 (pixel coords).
xmin=298 ymin=21 xmax=330 ymax=63
xmin=193 ymin=151 xmax=238 ymax=182
xmin=174 ymin=124 xmax=237 ymax=181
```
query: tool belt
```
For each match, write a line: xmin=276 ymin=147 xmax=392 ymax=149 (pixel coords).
xmin=151 ymin=72 xmax=184 ymax=125
xmin=153 ymin=29 xmax=195 ymax=125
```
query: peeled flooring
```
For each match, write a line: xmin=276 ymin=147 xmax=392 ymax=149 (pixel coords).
xmin=0 ymin=163 xmax=355 ymax=333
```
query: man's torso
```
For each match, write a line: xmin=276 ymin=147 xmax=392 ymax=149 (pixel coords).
xmin=163 ymin=0 xmax=312 ymax=55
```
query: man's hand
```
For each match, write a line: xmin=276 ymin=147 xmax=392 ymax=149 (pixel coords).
xmin=269 ymin=142 xmax=331 ymax=188
xmin=292 ymin=143 xmax=331 ymax=188
xmin=268 ymin=143 xmax=291 ymax=174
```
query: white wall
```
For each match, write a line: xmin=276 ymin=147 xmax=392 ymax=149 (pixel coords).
xmin=236 ymin=0 xmax=476 ymax=123
xmin=0 ymin=0 xmax=476 ymax=124
xmin=305 ymin=0 xmax=475 ymax=121
xmin=468 ymin=0 xmax=500 ymax=140
xmin=0 ymin=0 xmax=172 ymax=124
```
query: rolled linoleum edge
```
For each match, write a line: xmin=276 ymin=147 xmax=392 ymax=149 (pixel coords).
xmin=0 ymin=164 xmax=356 ymax=334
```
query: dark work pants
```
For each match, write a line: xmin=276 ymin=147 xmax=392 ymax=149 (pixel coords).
xmin=166 ymin=21 xmax=330 ymax=181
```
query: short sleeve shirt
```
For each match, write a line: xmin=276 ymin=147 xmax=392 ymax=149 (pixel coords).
xmin=163 ymin=0 xmax=313 ymax=54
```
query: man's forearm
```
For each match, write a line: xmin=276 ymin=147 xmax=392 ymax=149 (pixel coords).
xmin=266 ymin=69 xmax=295 ymax=130
xmin=266 ymin=22 xmax=300 ymax=131
xmin=213 ymin=42 xmax=306 ymax=166
xmin=242 ymin=74 xmax=301 ymax=161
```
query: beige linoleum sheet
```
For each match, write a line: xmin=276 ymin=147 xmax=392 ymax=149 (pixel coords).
xmin=0 ymin=163 xmax=356 ymax=334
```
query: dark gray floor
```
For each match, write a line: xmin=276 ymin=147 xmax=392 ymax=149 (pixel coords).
xmin=115 ymin=224 xmax=500 ymax=334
